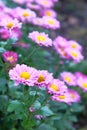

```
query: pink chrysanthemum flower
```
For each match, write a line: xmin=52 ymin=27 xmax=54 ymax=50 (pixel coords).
xmin=0 ymin=28 xmax=10 ymax=40
xmin=53 ymin=36 xmax=83 ymax=62
xmin=75 ymin=72 xmax=85 ymax=79
xmin=76 ymin=74 xmax=87 ymax=92
xmin=53 ymin=36 xmax=69 ymax=58
xmin=42 ymin=16 xmax=60 ymax=30
xmin=60 ymin=72 xmax=77 ymax=86
xmin=51 ymin=92 xmax=72 ymax=105
xmin=35 ymin=0 xmax=53 ymax=8
xmin=32 ymin=17 xmax=43 ymax=26
xmin=13 ymin=8 xmax=36 ymax=23
xmin=35 ymin=70 xmax=53 ymax=88
xmin=39 ymin=9 xmax=57 ymax=18
xmin=66 ymin=48 xmax=84 ymax=63
xmin=9 ymin=64 xmax=37 ymax=86
xmin=2 ymin=51 xmax=18 ymax=64
xmin=28 ymin=31 xmax=52 ymax=47
xmin=53 ymin=36 xmax=69 ymax=59
xmin=57 ymin=47 xmax=70 ymax=59
xmin=68 ymin=89 xmax=80 ymax=103
xmin=0 ymin=18 xmax=22 ymax=30
xmin=10 ymin=28 xmax=22 ymax=39
xmin=53 ymin=36 xmax=68 ymax=48
xmin=47 ymin=79 xmax=68 ymax=95
xmin=68 ymin=40 xmax=82 ymax=51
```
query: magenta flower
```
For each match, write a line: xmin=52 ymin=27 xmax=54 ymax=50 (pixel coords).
xmin=35 ymin=70 xmax=53 ymax=88
xmin=76 ymin=74 xmax=87 ymax=92
xmin=53 ymin=36 xmax=70 ymax=59
xmin=51 ymin=92 xmax=72 ymax=105
xmin=42 ymin=16 xmax=60 ymax=30
xmin=47 ymin=79 xmax=68 ymax=95
xmin=35 ymin=115 xmax=42 ymax=120
xmin=60 ymin=72 xmax=77 ymax=86
xmin=53 ymin=36 xmax=84 ymax=62
xmin=0 ymin=18 xmax=22 ymax=30
xmin=39 ymin=9 xmax=57 ymax=18
xmin=53 ymin=36 xmax=68 ymax=48
xmin=0 ymin=28 xmax=10 ymax=40
xmin=65 ymin=48 xmax=84 ymax=63
xmin=10 ymin=28 xmax=22 ymax=39
xmin=68 ymin=89 xmax=80 ymax=103
xmin=9 ymin=64 xmax=37 ymax=86
xmin=2 ymin=51 xmax=18 ymax=64
xmin=35 ymin=0 xmax=54 ymax=8
xmin=12 ymin=7 xmax=36 ymax=23
xmin=29 ymin=107 xmax=35 ymax=112
xmin=68 ymin=40 xmax=82 ymax=51
xmin=32 ymin=17 xmax=43 ymax=26
xmin=28 ymin=31 xmax=52 ymax=47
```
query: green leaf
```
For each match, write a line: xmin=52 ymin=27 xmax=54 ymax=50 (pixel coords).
xmin=37 ymin=123 xmax=56 ymax=130
xmin=41 ymin=106 xmax=53 ymax=116
xmin=0 ymin=95 xmax=8 ymax=110
xmin=7 ymin=100 xmax=24 ymax=112
xmin=33 ymin=100 xmax=41 ymax=109
xmin=71 ymin=103 xmax=84 ymax=112
xmin=0 ymin=47 xmax=6 ymax=52
xmin=0 ymin=78 xmax=7 ymax=92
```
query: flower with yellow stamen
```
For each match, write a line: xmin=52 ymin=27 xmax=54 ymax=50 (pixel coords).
xmin=47 ymin=79 xmax=68 ymax=94
xmin=35 ymin=70 xmax=53 ymax=88
xmin=9 ymin=64 xmax=37 ymax=86
xmin=28 ymin=31 xmax=52 ymax=47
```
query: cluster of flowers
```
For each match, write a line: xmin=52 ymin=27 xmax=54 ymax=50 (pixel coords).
xmin=0 ymin=0 xmax=84 ymax=63
xmin=53 ymin=36 xmax=84 ymax=63
xmin=0 ymin=0 xmax=60 ymax=40
xmin=9 ymin=64 xmax=80 ymax=105
xmin=28 ymin=32 xmax=84 ymax=63
xmin=0 ymin=0 xmax=85 ymax=106
xmin=61 ymin=71 xmax=87 ymax=92
xmin=0 ymin=1 xmax=22 ymax=40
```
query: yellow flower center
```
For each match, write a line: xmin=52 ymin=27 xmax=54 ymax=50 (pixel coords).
xmin=82 ymin=83 xmax=87 ymax=88
xmin=7 ymin=56 xmax=14 ymax=62
xmin=38 ymin=75 xmax=45 ymax=82
xmin=20 ymin=71 xmax=30 ymax=80
xmin=37 ymin=35 xmax=46 ymax=42
xmin=23 ymin=12 xmax=29 ymax=17
xmin=58 ymin=95 xmax=66 ymax=99
xmin=7 ymin=22 xmax=14 ymax=28
xmin=71 ymin=94 xmax=75 ymax=99
xmin=71 ymin=43 xmax=77 ymax=48
xmin=48 ymin=20 xmax=54 ymax=25
xmin=43 ymin=0 xmax=48 ymax=5
xmin=50 ymin=84 xmax=58 ymax=92
xmin=71 ymin=52 xmax=78 ymax=57
xmin=46 ymin=11 xmax=52 ymax=16
xmin=64 ymin=76 xmax=72 ymax=83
